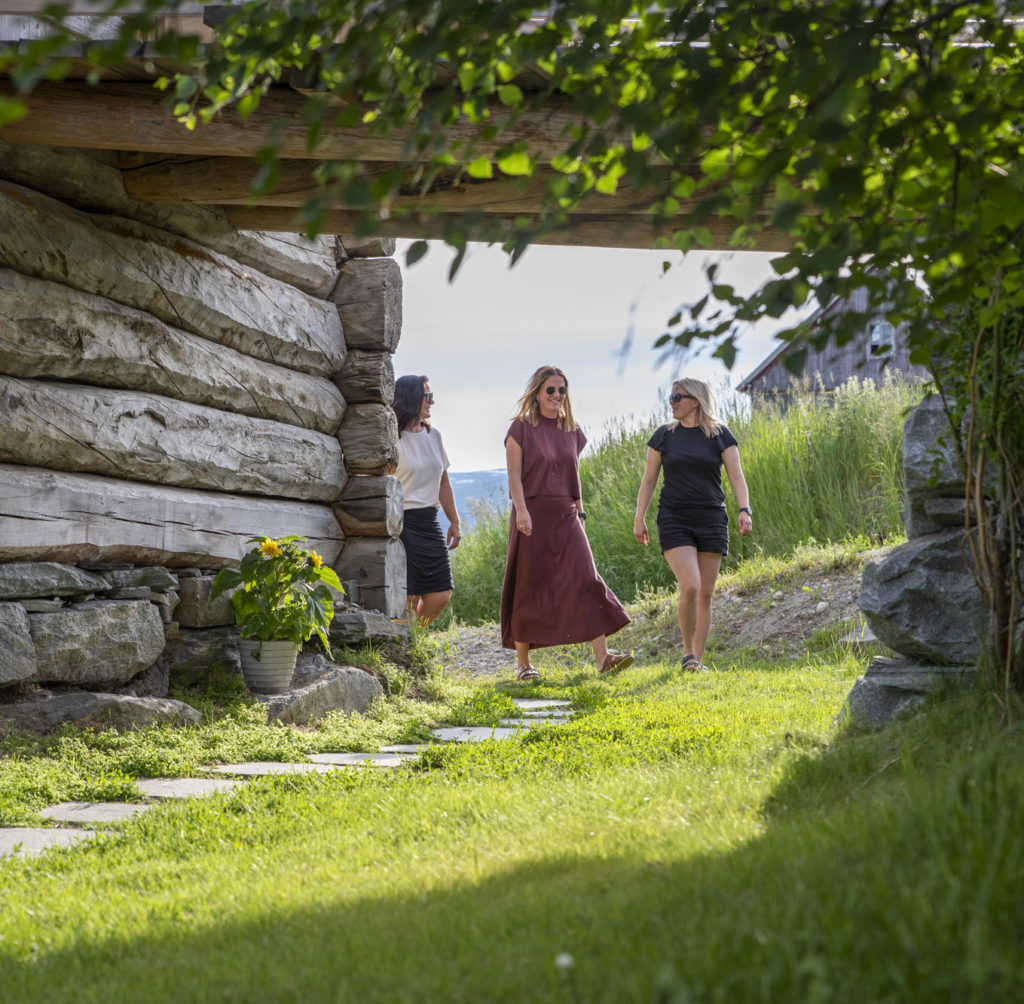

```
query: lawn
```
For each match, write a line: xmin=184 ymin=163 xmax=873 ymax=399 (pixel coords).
xmin=2 ymin=635 xmax=1022 ymax=1002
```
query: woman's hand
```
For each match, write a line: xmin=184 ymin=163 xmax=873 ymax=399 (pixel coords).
xmin=738 ymin=511 xmax=753 ymax=537
xmin=516 ymin=508 xmax=533 ymax=537
xmin=634 ymin=521 xmax=649 ymax=545
xmin=447 ymin=521 xmax=462 ymax=550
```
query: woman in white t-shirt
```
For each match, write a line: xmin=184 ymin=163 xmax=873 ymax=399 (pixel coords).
xmin=393 ymin=375 xmax=462 ymax=624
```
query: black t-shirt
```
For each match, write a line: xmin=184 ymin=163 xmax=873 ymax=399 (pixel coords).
xmin=648 ymin=422 xmax=738 ymax=510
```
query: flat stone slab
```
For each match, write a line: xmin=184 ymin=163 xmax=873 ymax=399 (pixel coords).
xmin=379 ymin=744 xmax=431 ymax=753
xmin=520 ymin=709 xmax=574 ymax=718
xmin=510 ymin=698 xmax=572 ymax=709
xmin=0 ymin=827 xmax=95 ymax=859
xmin=134 ymin=777 xmax=243 ymax=798
xmin=39 ymin=801 xmax=152 ymax=824
xmin=211 ymin=761 xmax=337 ymax=777
xmin=497 ymin=717 xmax=569 ymax=728
xmin=431 ymin=726 xmax=525 ymax=743
xmin=308 ymin=752 xmax=416 ymax=767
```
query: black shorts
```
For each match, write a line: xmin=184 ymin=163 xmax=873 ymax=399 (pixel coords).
xmin=656 ymin=506 xmax=729 ymax=556
xmin=400 ymin=507 xmax=454 ymax=595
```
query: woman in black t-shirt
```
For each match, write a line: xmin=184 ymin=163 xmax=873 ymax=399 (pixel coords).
xmin=633 ymin=378 xmax=752 ymax=672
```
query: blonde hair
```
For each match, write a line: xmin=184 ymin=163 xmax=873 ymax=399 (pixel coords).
xmin=673 ymin=377 xmax=723 ymax=438
xmin=512 ymin=365 xmax=578 ymax=431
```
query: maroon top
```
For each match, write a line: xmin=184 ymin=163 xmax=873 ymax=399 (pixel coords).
xmin=505 ymin=418 xmax=587 ymax=499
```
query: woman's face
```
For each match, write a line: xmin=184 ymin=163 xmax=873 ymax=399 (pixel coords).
xmin=538 ymin=373 xmax=567 ymax=419
xmin=419 ymin=381 xmax=433 ymax=424
xmin=670 ymin=383 xmax=699 ymax=423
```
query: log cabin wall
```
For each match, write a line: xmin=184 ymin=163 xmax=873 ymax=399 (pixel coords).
xmin=0 ymin=140 xmax=406 ymax=620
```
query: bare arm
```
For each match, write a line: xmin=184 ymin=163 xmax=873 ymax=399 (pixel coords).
xmin=438 ymin=470 xmax=461 ymax=549
xmin=634 ymin=447 xmax=663 ymax=544
xmin=505 ymin=435 xmax=532 ymax=537
xmin=722 ymin=445 xmax=752 ymax=537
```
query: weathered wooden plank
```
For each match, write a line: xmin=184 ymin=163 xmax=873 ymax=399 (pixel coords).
xmin=120 ymin=155 xmax=674 ymax=216
xmin=0 ymin=268 xmax=346 ymax=436
xmin=339 ymin=236 xmax=397 ymax=259
xmin=0 ymin=376 xmax=347 ymax=501
xmin=2 ymin=81 xmax=619 ymax=163
xmin=332 ymin=476 xmax=403 ymax=538
xmin=337 ymin=403 xmax=399 ymax=476
xmin=0 ymin=179 xmax=346 ymax=376
xmin=336 ymin=536 xmax=406 ymax=618
xmin=334 ymin=350 xmax=394 ymax=406
xmin=222 ymin=205 xmax=794 ymax=253
xmin=0 ymin=464 xmax=344 ymax=568
xmin=330 ymin=258 xmax=402 ymax=352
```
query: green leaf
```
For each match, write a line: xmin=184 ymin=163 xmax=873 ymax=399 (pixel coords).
xmin=466 ymin=156 xmax=493 ymax=179
xmin=497 ymin=150 xmax=532 ymax=176
xmin=497 ymin=84 xmax=523 ymax=107
xmin=405 ymin=240 xmax=429 ymax=266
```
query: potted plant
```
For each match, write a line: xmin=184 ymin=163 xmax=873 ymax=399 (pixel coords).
xmin=210 ymin=535 xmax=344 ymax=694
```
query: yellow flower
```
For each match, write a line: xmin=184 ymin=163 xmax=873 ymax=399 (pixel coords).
xmin=310 ymin=551 xmax=323 ymax=568
xmin=259 ymin=538 xmax=283 ymax=558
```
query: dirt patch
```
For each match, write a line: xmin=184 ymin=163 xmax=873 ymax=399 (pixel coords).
xmin=442 ymin=557 xmax=879 ymax=677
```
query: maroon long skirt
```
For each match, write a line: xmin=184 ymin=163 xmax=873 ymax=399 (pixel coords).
xmin=500 ymin=495 xmax=630 ymax=650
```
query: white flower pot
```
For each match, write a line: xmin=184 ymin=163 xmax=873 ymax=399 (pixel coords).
xmin=238 ymin=639 xmax=299 ymax=695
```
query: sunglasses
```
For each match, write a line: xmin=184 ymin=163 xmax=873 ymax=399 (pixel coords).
xmin=424 ymin=392 xmax=435 ymax=404
xmin=544 ymin=386 xmax=568 ymax=396
xmin=669 ymin=392 xmax=697 ymax=404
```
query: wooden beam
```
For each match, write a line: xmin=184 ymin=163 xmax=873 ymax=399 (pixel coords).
xmin=221 ymin=205 xmax=794 ymax=253
xmin=1 ymin=81 xmax=610 ymax=162
xmin=120 ymin=153 xmax=682 ymax=216
xmin=0 ymin=2 xmax=207 ymax=13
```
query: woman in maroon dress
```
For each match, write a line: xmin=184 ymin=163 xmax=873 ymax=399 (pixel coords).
xmin=500 ymin=365 xmax=633 ymax=682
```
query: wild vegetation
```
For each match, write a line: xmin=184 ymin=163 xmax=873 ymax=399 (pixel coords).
xmin=449 ymin=374 xmax=920 ymax=625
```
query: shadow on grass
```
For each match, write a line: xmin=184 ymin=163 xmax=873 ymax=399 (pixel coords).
xmin=4 ymin=696 xmax=1024 ymax=1004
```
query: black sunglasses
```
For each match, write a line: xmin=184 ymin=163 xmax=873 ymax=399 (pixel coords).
xmin=669 ymin=392 xmax=697 ymax=404
xmin=544 ymin=386 xmax=568 ymax=396
xmin=424 ymin=392 xmax=435 ymax=404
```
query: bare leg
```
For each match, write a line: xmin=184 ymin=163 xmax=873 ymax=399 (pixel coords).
xmin=692 ymin=552 xmax=723 ymax=662
xmin=414 ymin=589 xmax=452 ymax=626
xmin=591 ymin=635 xmax=609 ymax=664
xmin=663 ymin=546 xmax=700 ymax=655
xmin=515 ymin=641 xmax=532 ymax=669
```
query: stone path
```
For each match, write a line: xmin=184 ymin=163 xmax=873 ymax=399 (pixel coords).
xmin=0 ymin=698 xmax=574 ymax=860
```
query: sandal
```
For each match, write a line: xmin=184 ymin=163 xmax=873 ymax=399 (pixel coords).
xmin=598 ymin=650 xmax=634 ymax=674
xmin=516 ymin=665 xmax=540 ymax=682
xmin=681 ymin=654 xmax=701 ymax=673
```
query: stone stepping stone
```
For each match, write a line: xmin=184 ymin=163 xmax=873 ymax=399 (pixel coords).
xmin=211 ymin=761 xmax=337 ymax=777
xmin=380 ymin=743 xmax=431 ymax=754
xmin=135 ymin=777 xmax=243 ymax=799
xmin=39 ymin=802 xmax=152 ymax=824
xmin=431 ymin=726 xmax=525 ymax=743
xmin=497 ymin=717 xmax=569 ymax=728
xmin=511 ymin=698 xmax=572 ymax=709
xmin=308 ymin=752 xmax=416 ymax=767
xmin=0 ymin=827 xmax=95 ymax=859
xmin=520 ymin=709 xmax=574 ymax=718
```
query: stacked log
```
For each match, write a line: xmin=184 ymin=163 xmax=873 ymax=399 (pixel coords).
xmin=0 ymin=143 xmax=407 ymax=648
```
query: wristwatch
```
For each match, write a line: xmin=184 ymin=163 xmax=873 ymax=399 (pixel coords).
xmin=578 ymin=511 xmax=587 ymax=520
xmin=739 ymin=506 xmax=753 ymax=516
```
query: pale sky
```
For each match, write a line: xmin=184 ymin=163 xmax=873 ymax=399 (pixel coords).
xmin=392 ymin=239 xmax=789 ymax=472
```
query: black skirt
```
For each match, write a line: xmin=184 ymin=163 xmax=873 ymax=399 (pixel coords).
xmin=401 ymin=506 xmax=454 ymax=595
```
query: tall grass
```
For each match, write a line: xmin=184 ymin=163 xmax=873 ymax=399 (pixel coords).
xmin=449 ymin=374 xmax=922 ymax=625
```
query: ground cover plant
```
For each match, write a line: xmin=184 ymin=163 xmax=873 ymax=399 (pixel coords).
xmin=2 ymin=540 xmax=1022 ymax=1001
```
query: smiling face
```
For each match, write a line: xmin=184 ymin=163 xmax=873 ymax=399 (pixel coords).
xmin=538 ymin=374 xmax=567 ymax=419
xmin=670 ymin=382 xmax=700 ymax=425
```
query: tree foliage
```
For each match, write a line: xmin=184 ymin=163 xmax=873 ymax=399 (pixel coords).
xmin=2 ymin=0 xmax=1022 ymax=687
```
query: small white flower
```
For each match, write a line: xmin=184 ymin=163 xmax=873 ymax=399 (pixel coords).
xmin=555 ymin=953 xmax=575 ymax=971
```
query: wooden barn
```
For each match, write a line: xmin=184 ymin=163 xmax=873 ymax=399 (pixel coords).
xmin=736 ymin=283 xmax=930 ymax=401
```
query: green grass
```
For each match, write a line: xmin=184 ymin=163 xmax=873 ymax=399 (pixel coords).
xmin=449 ymin=374 xmax=921 ymax=625
xmin=2 ymin=646 xmax=1022 ymax=1000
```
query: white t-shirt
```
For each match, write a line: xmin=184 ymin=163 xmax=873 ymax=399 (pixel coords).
xmin=396 ymin=426 xmax=450 ymax=509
